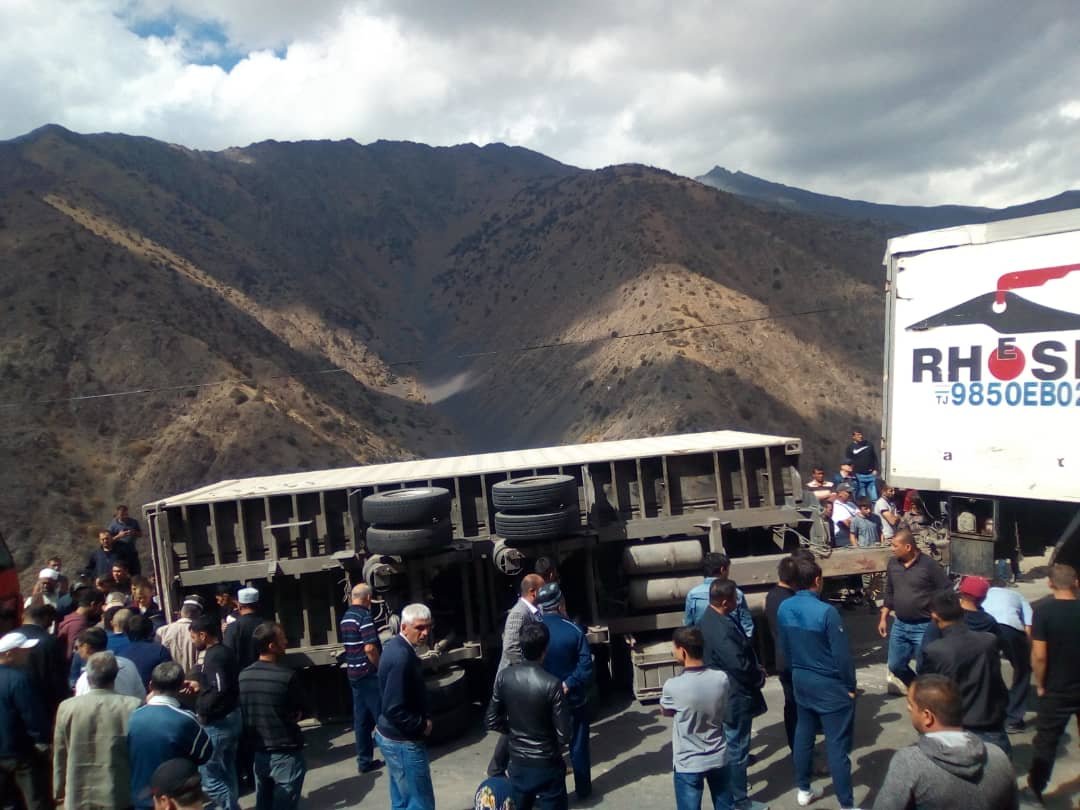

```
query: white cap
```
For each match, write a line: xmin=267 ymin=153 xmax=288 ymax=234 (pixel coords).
xmin=238 ymin=587 xmax=260 ymax=605
xmin=0 ymin=631 xmax=40 ymax=654
xmin=38 ymin=568 xmax=60 ymax=581
xmin=182 ymin=597 xmax=203 ymax=608
xmin=105 ymin=592 xmax=127 ymax=608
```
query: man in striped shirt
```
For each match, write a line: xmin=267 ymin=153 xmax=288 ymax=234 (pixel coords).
xmin=128 ymin=661 xmax=213 ymax=810
xmin=340 ymin=583 xmax=383 ymax=774
xmin=239 ymin=622 xmax=307 ymax=810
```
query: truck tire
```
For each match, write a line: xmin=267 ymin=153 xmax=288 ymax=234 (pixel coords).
xmin=362 ymin=487 xmax=451 ymax=525
xmin=425 ymin=666 xmax=469 ymax=714
xmin=427 ymin=701 xmax=474 ymax=746
xmin=364 ymin=521 xmax=453 ymax=556
xmin=491 ymin=475 xmax=577 ymax=512
xmin=494 ymin=505 xmax=579 ymax=545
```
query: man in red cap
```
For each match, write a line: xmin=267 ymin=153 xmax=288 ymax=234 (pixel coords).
xmin=918 ymin=576 xmax=999 ymax=656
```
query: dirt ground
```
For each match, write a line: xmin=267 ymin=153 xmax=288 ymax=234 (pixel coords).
xmin=247 ymin=555 xmax=1078 ymax=809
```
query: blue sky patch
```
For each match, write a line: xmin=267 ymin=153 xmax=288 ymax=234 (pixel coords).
xmin=126 ymin=13 xmax=246 ymax=71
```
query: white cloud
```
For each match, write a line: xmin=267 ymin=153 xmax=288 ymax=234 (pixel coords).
xmin=1 ymin=0 xmax=1078 ymax=207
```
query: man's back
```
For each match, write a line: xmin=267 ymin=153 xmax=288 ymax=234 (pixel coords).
xmin=872 ymin=732 xmax=1017 ymax=810
xmin=75 ymin=656 xmax=147 ymax=700
xmin=922 ymin=626 xmax=1006 ymax=731
xmin=19 ymin=622 xmax=70 ymax=714
xmin=0 ymin=664 xmax=48 ymax=758
xmin=540 ymin=615 xmax=591 ymax=704
xmin=224 ymin=613 xmax=262 ymax=670
xmin=157 ymin=619 xmax=199 ymax=674
xmin=127 ymin=697 xmax=213 ymax=809
xmin=982 ymin=588 xmax=1031 ymax=633
xmin=777 ymin=590 xmax=855 ymax=711
xmin=54 ymin=689 xmax=142 ymax=809
xmin=1032 ymin=598 xmax=1080 ymax=696
xmin=121 ymin=640 xmax=172 ymax=687
xmin=497 ymin=599 xmax=538 ymax=673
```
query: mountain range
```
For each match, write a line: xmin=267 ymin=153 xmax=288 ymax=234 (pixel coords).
xmin=696 ymin=166 xmax=1080 ymax=232
xmin=1 ymin=124 xmax=1075 ymax=577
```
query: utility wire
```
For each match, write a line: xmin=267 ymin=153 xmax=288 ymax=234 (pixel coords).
xmin=0 ymin=305 xmax=842 ymax=410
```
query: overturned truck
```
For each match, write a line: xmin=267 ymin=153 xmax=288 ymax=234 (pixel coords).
xmin=145 ymin=430 xmax=889 ymax=721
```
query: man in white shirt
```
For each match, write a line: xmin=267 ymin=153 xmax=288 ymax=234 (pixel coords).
xmin=874 ymin=486 xmax=900 ymax=542
xmin=73 ymin=627 xmax=146 ymax=701
xmin=157 ymin=599 xmax=203 ymax=674
xmin=982 ymin=580 xmax=1033 ymax=733
xmin=832 ymin=486 xmax=858 ymax=547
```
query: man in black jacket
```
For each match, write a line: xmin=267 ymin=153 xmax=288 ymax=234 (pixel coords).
xmin=486 ymin=621 xmax=572 ymax=810
xmin=845 ymin=428 xmax=879 ymax=502
xmin=700 ymin=578 xmax=768 ymax=810
xmin=764 ymin=550 xmax=815 ymax=753
xmin=186 ymin=614 xmax=241 ymax=810
xmin=376 ymin=603 xmax=435 ymax=810
xmin=921 ymin=589 xmax=1010 ymax=755
xmin=19 ymin=604 xmax=69 ymax=724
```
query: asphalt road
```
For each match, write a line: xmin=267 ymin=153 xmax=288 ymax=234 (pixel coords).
xmin=246 ymin=558 xmax=1078 ymax=809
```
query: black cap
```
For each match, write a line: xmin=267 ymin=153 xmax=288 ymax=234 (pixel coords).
xmin=150 ymin=758 xmax=202 ymax=798
xmin=537 ymin=582 xmax=563 ymax=611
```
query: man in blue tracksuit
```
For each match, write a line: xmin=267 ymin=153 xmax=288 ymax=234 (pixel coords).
xmin=778 ymin=557 xmax=858 ymax=810
xmin=538 ymin=583 xmax=593 ymax=800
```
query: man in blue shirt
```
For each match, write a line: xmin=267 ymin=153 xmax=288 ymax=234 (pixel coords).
xmin=538 ymin=583 xmax=593 ymax=800
xmin=684 ymin=553 xmax=755 ymax=638
xmin=128 ymin=661 xmax=213 ymax=810
xmin=340 ymin=583 xmax=383 ymax=774
xmin=778 ymin=558 xmax=858 ymax=810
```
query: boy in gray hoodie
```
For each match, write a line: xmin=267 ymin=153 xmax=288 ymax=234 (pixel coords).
xmin=872 ymin=674 xmax=1017 ymax=810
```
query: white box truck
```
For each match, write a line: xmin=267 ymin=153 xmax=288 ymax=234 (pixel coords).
xmin=882 ymin=208 xmax=1080 ymax=575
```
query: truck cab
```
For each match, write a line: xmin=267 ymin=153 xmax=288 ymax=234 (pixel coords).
xmin=0 ymin=531 xmax=21 ymax=633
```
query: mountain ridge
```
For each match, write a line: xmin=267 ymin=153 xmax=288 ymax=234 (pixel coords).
xmin=696 ymin=165 xmax=1080 ymax=232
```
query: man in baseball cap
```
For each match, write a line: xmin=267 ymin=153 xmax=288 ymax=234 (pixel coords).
xmin=0 ymin=630 xmax=49 ymax=809
xmin=919 ymin=576 xmax=999 ymax=656
xmin=150 ymin=758 xmax=207 ymax=810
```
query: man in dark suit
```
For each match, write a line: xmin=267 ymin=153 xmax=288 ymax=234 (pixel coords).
xmin=538 ymin=583 xmax=592 ymax=800
xmin=700 ymin=579 xmax=768 ymax=810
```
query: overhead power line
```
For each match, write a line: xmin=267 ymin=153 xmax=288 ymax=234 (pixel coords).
xmin=0 ymin=305 xmax=842 ymax=410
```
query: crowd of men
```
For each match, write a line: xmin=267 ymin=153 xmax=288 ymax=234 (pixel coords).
xmin=0 ymin=507 xmax=309 ymax=810
xmin=4 ymin=483 xmax=1080 ymax=809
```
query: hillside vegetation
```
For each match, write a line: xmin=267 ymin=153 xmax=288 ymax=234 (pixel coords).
xmin=0 ymin=126 xmax=888 ymax=575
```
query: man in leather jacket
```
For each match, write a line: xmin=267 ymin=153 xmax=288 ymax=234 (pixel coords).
xmin=485 ymin=622 xmax=572 ymax=809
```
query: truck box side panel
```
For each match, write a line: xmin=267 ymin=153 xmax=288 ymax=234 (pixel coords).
xmin=885 ymin=227 xmax=1080 ymax=503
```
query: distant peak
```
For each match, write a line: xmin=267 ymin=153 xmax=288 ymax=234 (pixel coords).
xmin=5 ymin=123 xmax=78 ymax=144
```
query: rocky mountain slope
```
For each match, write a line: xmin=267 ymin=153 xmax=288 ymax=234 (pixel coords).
xmin=0 ymin=126 xmax=887 ymax=576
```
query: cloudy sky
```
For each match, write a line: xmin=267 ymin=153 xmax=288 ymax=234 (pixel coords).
xmin=2 ymin=0 xmax=1078 ymax=207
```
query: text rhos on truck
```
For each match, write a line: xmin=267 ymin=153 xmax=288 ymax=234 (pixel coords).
xmin=881 ymin=207 xmax=1080 ymax=575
